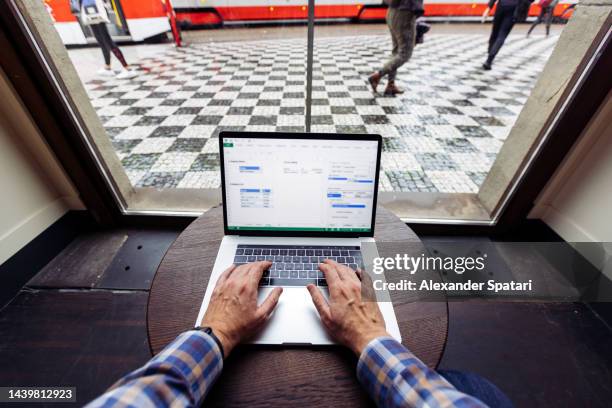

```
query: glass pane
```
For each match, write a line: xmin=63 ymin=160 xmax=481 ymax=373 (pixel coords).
xmin=312 ymin=1 xmax=572 ymax=220
xmin=44 ymin=0 xmax=307 ymax=192
xmin=23 ymin=0 xmax=594 ymax=220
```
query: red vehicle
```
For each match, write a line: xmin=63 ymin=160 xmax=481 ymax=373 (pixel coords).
xmin=171 ymin=0 xmax=576 ymax=26
xmin=44 ymin=0 xmax=172 ymax=44
xmin=45 ymin=0 xmax=577 ymax=45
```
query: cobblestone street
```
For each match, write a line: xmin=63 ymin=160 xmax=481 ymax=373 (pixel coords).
xmin=79 ymin=28 xmax=559 ymax=192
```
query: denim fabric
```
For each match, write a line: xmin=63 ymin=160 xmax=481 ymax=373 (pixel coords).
xmin=439 ymin=370 xmax=515 ymax=408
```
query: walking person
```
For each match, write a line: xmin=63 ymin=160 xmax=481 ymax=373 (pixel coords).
xmin=481 ymin=0 xmax=533 ymax=70
xmin=70 ymin=0 xmax=137 ymax=79
xmin=368 ymin=0 xmax=424 ymax=96
xmin=527 ymin=0 xmax=559 ymax=36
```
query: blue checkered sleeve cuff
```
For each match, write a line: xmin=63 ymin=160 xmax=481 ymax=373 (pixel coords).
xmin=357 ymin=336 xmax=487 ymax=408
xmin=86 ymin=330 xmax=223 ymax=407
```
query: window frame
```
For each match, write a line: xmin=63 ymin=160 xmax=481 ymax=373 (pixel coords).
xmin=1 ymin=0 xmax=610 ymax=232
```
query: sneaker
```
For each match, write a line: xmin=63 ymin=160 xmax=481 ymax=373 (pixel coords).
xmin=482 ymin=61 xmax=492 ymax=71
xmin=116 ymin=69 xmax=138 ymax=79
xmin=97 ymin=68 xmax=115 ymax=77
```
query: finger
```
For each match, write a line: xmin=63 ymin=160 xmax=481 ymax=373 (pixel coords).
xmin=347 ymin=265 xmax=362 ymax=283
xmin=233 ymin=260 xmax=265 ymax=278
xmin=333 ymin=260 xmax=361 ymax=283
xmin=324 ymin=259 xmax=359 ymax=283
xmin=230 ymin=262 xmax=250 ymax=277
xmin=327 ymin=260 xmax=344 ymax=280
xmin=247 ymin=261 xmax=272 ymax=286
xmin=319 ymin=262 xmax=340 ymax=286
xmin=216 ymin=264 xmax=236 ymax=285
xmin=307 ymin=284 xmax=331 ymax=321
xmin=256 ymin=287 xmax=283 ymax=319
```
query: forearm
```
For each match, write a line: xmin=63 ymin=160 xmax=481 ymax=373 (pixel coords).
xmin=86 ymin=331 xmax=223 ymax=407
xmin=357 ymin=337 xmax=487 ymax=408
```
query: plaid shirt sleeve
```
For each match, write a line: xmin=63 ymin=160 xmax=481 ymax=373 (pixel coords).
xmin=86 ymin=330 xmax=223 ymax=408
xmin=357 ymin=337 xmax=487 ymax=408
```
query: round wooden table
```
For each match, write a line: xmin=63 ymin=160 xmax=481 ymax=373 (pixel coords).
xmin=148 ymin=206 xmax=448 ymax=407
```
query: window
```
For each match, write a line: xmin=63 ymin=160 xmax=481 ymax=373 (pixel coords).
xmin=4 ymin=0 xmax=609 ymax=224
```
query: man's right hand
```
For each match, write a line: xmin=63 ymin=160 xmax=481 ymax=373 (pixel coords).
xmin=201 ymin=261 xmax=282 ymax=357
xmin=307 ymin=260 xmax=389 ymax=356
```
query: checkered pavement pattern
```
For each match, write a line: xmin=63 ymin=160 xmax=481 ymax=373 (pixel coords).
xmin=86 ymin=33 xmax=558 ymax=192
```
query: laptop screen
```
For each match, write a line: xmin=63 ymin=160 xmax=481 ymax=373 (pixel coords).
xmin=220 ymin=133 xmax=381 ymax=236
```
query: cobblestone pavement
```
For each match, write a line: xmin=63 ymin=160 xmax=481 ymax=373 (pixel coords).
xmin=85 ymin=33 xmax=559 ymax=192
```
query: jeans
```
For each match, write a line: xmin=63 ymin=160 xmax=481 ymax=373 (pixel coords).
xmin=487 ymin=5 xmax=516 ymax=65
xmin=380 ymin=8 xmax=416 ymax=82
xmin=439 ymin=370 xmax=515 ymax=408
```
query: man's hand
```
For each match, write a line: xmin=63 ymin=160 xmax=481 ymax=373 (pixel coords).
xmin=481 ymin=7 xmax=490 ymax=23
xmin=201 ymin=261 xmax=282 ymax=357
xmin=307 ymin=260 xmax=389 ymax=356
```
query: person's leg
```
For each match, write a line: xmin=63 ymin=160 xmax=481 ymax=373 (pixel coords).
xmin=384 ymin=10 xmax=415 ymax=95
xmin=483 ymin=9 xmax=504 ymax=69
xmin=369 ymin=7 xmax=400 ymax=92
xmin=438 ymin=370 xmax=514 ymax=408
xmin=390 ymin=14 xmax=399 ymax=59
xmin=545 ymin=7 xmax=553 ymax=36
xmin=96 ymin=24 xmax=129 ymax=68
xmin=486 ymin=7 xmax=515 ymax=65
xmin=90 ymin=23 xmax=111 ymax=67
xmin=488 ymin=8 xmax=503 ymax=54
xmin=382 ymin=9 xmax=406 ymax=79
xmin=527 ymin=9 xmax=545 ymax=36
xmin=386 ymin=23 xmax=399 ymax=81
xmin=97 ymin=24 xmax=137 ymax=78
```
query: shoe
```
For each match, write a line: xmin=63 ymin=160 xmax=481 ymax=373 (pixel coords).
xmin=368 ymin=72 xmax=382 ymax=93
xmin=97 ymin=68 xmax=115 ymax=77
xmin=116 ymin=69 xmax=138 ymax=79
xmin=482 ymin=61 xmax=492 ymax=71
xmin=383 ymin=82 xmax=404 ymax=96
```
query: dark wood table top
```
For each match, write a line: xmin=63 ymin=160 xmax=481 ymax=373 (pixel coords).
xmin=147 ymin=206 xmax=448 ymax=407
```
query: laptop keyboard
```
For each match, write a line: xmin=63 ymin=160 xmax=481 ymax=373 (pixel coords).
xmin=233 ymin=245 xmax=363 ymax=287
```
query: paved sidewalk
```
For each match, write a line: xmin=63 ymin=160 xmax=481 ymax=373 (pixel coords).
xmin=84 ymin=33 xmax=558 ymax=192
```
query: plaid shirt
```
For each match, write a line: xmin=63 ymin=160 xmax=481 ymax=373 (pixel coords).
xmin=358 ymin=337 xmax=487 ymax=407
xmin=86 ymin=330 xmax=222 ymax=407
xmin=87 ymin=332 xmax=486 ymax=407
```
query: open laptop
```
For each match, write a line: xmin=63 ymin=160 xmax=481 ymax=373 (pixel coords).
xmin=195 ymin=132 xmax=401 ymax=345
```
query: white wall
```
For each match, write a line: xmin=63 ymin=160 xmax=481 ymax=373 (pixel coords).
xmin=530 ymin=92 xmax=612 ymax=278
xmin=0 ymin=69 xmax=84 ymax=265
xmin=531 ymin=92 xmax=612 ymax=242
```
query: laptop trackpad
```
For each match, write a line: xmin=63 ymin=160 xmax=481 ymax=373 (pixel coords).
xmin=250 ymin=287 xmax=334 ymax=345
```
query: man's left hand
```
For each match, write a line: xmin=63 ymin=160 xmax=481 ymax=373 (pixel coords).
xmin=201 ymin=261 xmax=282 ymax=357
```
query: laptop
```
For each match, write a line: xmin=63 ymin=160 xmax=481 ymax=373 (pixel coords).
xmin=195 ymin=132 xmax=401 ymax=345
